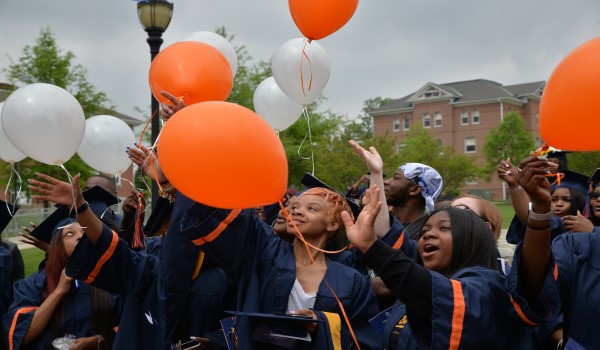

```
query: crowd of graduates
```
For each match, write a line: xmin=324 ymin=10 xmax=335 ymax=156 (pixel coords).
xmin=1 ymin=96 xmax=600 ymax=349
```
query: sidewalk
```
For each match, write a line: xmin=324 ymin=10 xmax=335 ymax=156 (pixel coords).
xmin=4 ymin=235 xmax=34 ymax=250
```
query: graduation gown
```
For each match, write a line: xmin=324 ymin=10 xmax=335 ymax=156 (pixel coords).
xmin=506 ymin=215 xmax=565 ymax=245
xmin=1 ymin=246 xmax=13 ymax=318
xmin=510 ymin=232 xmax=600 ymax=349
xmin=379 ymin=267 xmax=537 ymax=349
xmin=173 ymin=193 xmax=382 ymax=350
xmin=65 ymin=225 xmax=200 ymax=349
xmin=2 ymin=271 xmax=101 ymax=350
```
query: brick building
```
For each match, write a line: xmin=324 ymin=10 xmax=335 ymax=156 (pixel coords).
xmin=369 ymin=79 xmax=544 ymax=200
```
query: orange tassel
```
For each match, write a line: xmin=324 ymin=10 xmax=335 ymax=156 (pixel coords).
xmin=132 ymin=192 xmax=146 ymax=249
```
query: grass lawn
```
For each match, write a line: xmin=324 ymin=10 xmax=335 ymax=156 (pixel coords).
xmin=20 ymin=248 xmax=46 ymax=277
xmin=493 ymin=201 xmax=516 ymax=229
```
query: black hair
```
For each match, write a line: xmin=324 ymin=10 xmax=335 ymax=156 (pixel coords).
xmin=567 ymin=188 xmax=586 ymax=216
xmin=420 ymin=207 xmax=498 ymax=277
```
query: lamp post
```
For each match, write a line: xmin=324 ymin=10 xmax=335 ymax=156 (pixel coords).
xmin=137 ymin=0 xmax=173 ymax=208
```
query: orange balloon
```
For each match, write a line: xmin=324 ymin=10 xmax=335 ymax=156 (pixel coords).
xmin=540 ymin=36 xmax=600 ymax=151
xmin=289 ymin=0 xmax=359 ymax=41
xmin=157 ymin=102 xmax=288 ymax=209
xmin=149 ymin=42 xmax=233 ymax=105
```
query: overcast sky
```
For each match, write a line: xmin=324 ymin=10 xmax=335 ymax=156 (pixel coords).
xmin=1 ymin=0 xmax=599 ymax=122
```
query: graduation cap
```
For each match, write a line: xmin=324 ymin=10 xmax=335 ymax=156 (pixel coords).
xmin=224 ymin=311 xmax=323 ymax=349
xmin=545 ymin=147 xmax=570 ymax=171
xmin=549 ymin=169 xmax=589 ymax=195
xmin=143 ymin=196 xmax=174 ymax=237
xmin=84 ymin=185 xmax=118 ymax=217
xmin=0 ymin=200 xmax=19 ymax=233
xmin=300 ymin=173 xmax=362 ymax=218
xmin=588 ymin=169 xmax=600 ymax=192
xmin=29 ymin=206 xmax=77 ymax=244
xmin=83 ymin=185 xmax=120 ymax=229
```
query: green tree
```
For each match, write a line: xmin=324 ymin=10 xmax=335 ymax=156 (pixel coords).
xmin=483 ymin=111 xmax=535 ymax=176
xmin=567 ymin=152 xmax=600 ymax=176
xmin=397 ymin=124 xmax=480 ymax=196
xmin=1 ymin=28 xmax=115 ymax=189
xmin=346 ymin=97 xmax=391 ymax=139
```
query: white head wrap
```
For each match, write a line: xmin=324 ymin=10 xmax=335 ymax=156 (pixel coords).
xmin=399 ymin=163 xmax=443 ymax=213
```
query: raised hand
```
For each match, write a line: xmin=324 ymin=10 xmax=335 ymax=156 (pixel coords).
xmin=29 ymin=173 xmax=83 ymax=209
xmin=349 ymin=140 xmax=383 ymax=175
xmin=159 ymin=91 xmax=186 ymax=121
xmin=341 ymin=185 xmax=382 ymax=252
xmin=497 ymin=157 xmax=519 ymax=188
xmin=126 ymin=143 xmax=167 ymax=184
xmin=517 ymin=153 xmax=551 ymax=213
xmin=19 ymin=222 xmax=49 ymax=252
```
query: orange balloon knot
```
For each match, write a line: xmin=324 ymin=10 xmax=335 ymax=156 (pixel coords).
xmin=534 ymin=143 xmax=550 ymax=157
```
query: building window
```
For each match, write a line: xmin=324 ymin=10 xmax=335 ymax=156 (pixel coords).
xmin=472 ymin=109 xmax=480 ymax=124
xmin=424 ymin=90 xmax=440 ymax=98
xmin=403 ymin=116 xmax=410 ymax=131
xmin=535 ymin=111 xmax=539 ymax=127
xmin=393 ymin=118 xmax=400 ymax=131
xmin=423 ymin=114 xmax=431 ymax=128
xmin=434 ymin=112 xmax=442 ymax=127
xmin=461 ymin=111 xmax=469 ymax=125
xmin=396 ymin=143 xmax=405 ymax=153
xmin=437 ymin=138 xmax=443 ymax=146
xmin=465 ymin=179 xmax=478 ymax=185
xmin=465 ymin=137 xmax=476 ymax=153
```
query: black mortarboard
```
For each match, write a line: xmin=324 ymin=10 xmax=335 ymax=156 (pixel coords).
xmin=589 ymin=169 xmax=600 ymax=192
xmin=300 ymin=173 xmax=362 ymax=218
xmin=546 ymin=147 xmax=570 ymax=171
xmin=29 ymin=206 xmax=77 ymax=244
xmin=224 ymin=311 xmax=323 ymax=349
xmin=144 ymin=196 xmax=174 ymax=237
xmin=0 ymin=200 xmax=19 ymax=233
xmin=84 ymin=185 xmax=120 ymax=229
xmin=549 ymin=169 xmax=589 ymax=195
xmin=85 ymin=185 xmax=119 ymax=217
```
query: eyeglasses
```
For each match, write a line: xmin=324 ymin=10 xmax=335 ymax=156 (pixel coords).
xmin=590 ymin=192 xmax=600 ymax=200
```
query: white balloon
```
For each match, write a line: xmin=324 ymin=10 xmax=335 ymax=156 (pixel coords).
xmin=1 ymin=83 xmax=85 ymax=165
xmin=179 ymin=31 xmax=238 ymax=76
xmin=78 ymin=115 xmax=135 ymax=175
xmin=272 ymin=38 xmax=331 ymax=106
xmin=253 ymin=77 xmax=303 ymax=132
xmin=0 ymin=102 xmax=26 ymax=163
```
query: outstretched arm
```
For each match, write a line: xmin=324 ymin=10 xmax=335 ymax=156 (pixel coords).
xmin=29 ymin=173 xmax=103 ymax=245
xmin=516 ymin=154 xmax=552 ymax=298
xmin=348 ymin=140 xmax=389 ymax=237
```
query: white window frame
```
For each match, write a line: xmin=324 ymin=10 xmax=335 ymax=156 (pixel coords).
xmin=434 ymin=112 xmax=442 ymax=127
xmin=465 ymin=137 xmax=476 ymax=153
xmin=393 ymin=117 xmax=401 ymax=132
xmin=403 ymin=116 xmax=410 ymax=131
xmin=472 ymin=109 xmax=480 ymax=124
xmin=396 ymin=143 xmax=406 ymax=153
xmin=461 ymin=111 xmax=469 ymax=125
xmin=423 ymin=114 xmax=431 ymax=128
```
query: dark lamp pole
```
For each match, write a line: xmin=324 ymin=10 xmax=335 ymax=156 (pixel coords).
xmin=137 ymin=0 xmax=173 ymax=208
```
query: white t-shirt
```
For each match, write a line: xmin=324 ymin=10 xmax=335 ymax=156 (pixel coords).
xmin=287 ymin=279 xmax=317 ymax=312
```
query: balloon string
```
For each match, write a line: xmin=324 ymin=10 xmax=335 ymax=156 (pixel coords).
xmin=58 ymin=163 xmax=77 ymax=218
xmin=300 ymin=39 xmax=313 ymax=97
xmin=12 ymin=164 xmax=23 ymax=206
xmin=137 ymin=107 xmax=165 ymax=193
xmin=296 ymin=108 xmax=315 ymax=175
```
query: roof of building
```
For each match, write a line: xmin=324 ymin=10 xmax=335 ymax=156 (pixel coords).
xmin=370 ymin=79 xmax=545 ymax=115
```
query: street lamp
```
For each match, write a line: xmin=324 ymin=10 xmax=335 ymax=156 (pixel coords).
xmin=137 ymin=0 xmax=173 ymax=207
